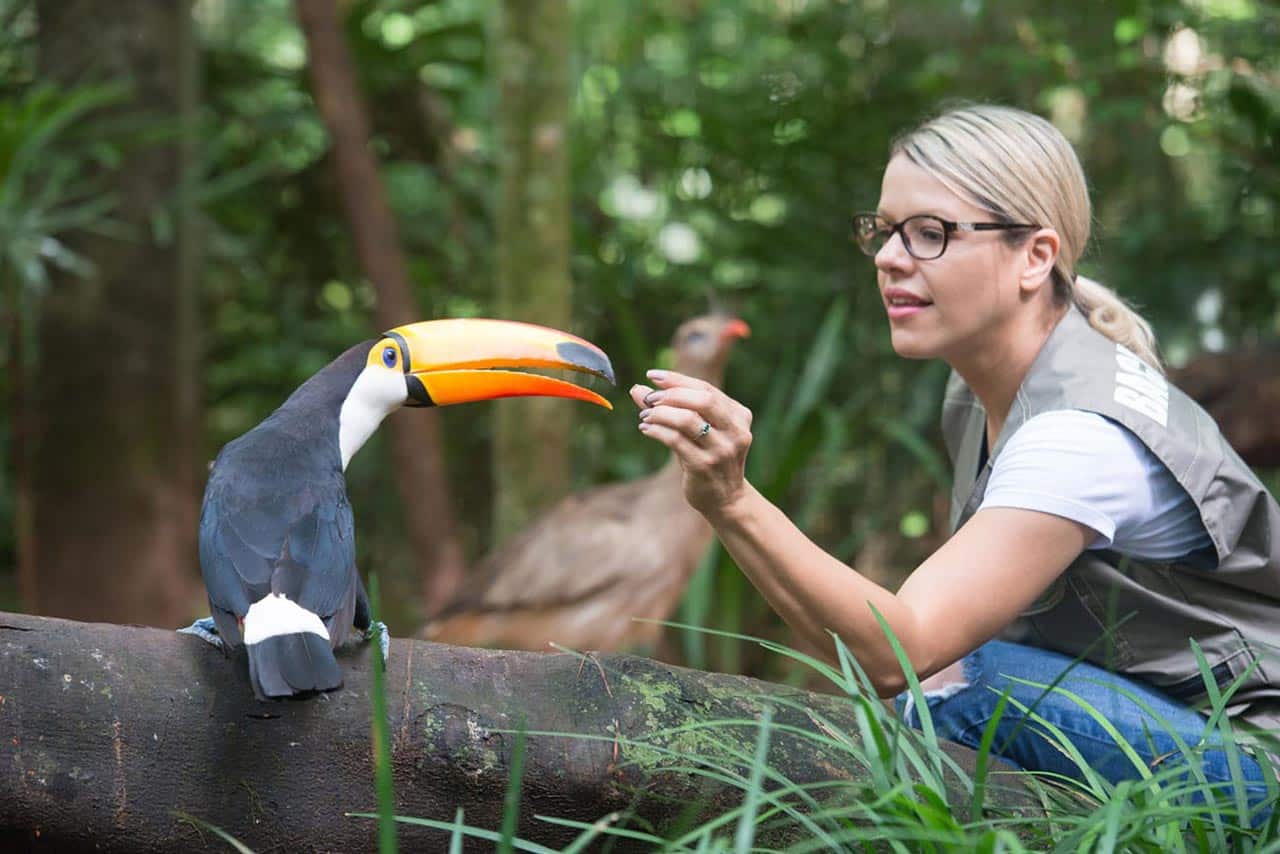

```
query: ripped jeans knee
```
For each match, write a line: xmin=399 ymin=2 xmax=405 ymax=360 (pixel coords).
xmin=894 ymin=647 xmax=997 ymax=763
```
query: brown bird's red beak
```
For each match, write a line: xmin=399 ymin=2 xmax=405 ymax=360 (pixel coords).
xmin=721 ymin=319 xmax=751 ymax=341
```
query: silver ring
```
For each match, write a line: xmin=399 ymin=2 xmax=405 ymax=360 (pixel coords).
xmin=695 ymin=421 xmax=712 ymax=441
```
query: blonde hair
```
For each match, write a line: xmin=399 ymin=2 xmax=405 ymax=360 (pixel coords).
xmin=891 ymin=103 xmax=1162 ymax=371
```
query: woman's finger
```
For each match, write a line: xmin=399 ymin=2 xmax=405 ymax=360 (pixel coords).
xmin=641 ymin=386 xmax=746 ymax=431
xmin=645 ymin=369 xmax=717 ymax=394
xmin=629 ymin=383 xmax=654 ymax=409
xmin=641 ymin=386 xmax=714 ymax=410
xmin=637 ymin=418 xmax=715 ymax=460
xmin=641 ymin=403 xmax=716 ymax=442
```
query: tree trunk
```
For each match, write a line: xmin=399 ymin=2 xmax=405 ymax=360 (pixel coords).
xmin=0 ymin=612 xmax=1035 ymax=853
xmin=174 ymin=0 xmax=203 ymax=625
xmin=492 ymin=0 xmax=575 ymax=544
xmin=292 ymin=0 xmax=467 ymax=612
xmin=28 ymin=0 xmax=200 ymax=626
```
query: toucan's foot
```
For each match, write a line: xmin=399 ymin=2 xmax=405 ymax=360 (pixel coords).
xmin=178 ymin=616 xmax=225 ymax=650
xmin=365 ymin=620 xmax=390 ymax=663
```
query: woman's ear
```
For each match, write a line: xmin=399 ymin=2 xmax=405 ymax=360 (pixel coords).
xmin=1019 ymin=228 xmax=1060 ymax=296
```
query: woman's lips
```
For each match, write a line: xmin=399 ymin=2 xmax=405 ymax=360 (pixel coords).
xmin=886 ymin=303 xmax=930 ymax=320
xmin=883 ymin=290 xmax=932 ymax=320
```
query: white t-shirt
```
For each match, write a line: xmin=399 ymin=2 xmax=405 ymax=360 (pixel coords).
xmin=978 ymin=410 xmax=1212 ymax=561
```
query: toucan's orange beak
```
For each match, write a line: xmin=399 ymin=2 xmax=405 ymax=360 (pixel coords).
xmin=384 ymin=318 xmax=615 ymax=410
xmin=721 ymin=319 xmax=751 ymax=340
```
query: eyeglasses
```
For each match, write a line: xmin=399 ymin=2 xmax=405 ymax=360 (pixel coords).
xmin=851 ymin=212 xmax=1038 ymax=261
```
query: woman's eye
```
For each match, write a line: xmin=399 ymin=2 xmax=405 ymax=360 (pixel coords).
xmin=382 ymin=346 xmax=397 ymax=368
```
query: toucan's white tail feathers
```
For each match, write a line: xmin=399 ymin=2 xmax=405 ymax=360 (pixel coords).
xmin=243 ymin=593 xmax=330 ymax=644
xmin=243 ymin=594 xmax=341 ymax=700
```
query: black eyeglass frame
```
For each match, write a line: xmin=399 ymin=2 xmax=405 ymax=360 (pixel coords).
xmin=851 ymin=212 xmax=1039 ymax=261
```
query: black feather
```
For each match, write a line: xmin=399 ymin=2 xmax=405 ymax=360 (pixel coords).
xmin=199 ymin=341 xmax=375 ymax=696
xmin=247 ymin=633 xmax=343 ymax=700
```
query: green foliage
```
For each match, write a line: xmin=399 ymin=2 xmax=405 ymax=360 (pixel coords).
xmin=0 ymin=83 xmax=125 ymax=294
xmin=1 ymin=0 xmax=1277 ymax=642
xmin=0 ymin=70 xmax=129 ymax=603
xmin=2 ymin=0 xmax=1276 ymax=845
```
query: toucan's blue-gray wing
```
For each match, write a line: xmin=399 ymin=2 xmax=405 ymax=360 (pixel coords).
xmin=270 ymin=486 xmax=360 ymax=636
xmin=198 ymin=440 xmax=358 ymax=645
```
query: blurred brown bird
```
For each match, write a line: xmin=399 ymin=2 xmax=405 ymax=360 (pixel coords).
xmin=423 ymin=312 xmax=751 ymax=653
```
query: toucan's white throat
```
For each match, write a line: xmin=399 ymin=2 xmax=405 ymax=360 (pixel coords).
xmin=338 ymin=365 xmax=408 ymax=470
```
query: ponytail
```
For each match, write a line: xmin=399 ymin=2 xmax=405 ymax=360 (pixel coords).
xmin=1072 ymin=275 xmax=1162 ymax=373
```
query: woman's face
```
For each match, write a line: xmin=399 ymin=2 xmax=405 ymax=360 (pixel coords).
xmin=873 ymin=154 xmax=1037 ymax=363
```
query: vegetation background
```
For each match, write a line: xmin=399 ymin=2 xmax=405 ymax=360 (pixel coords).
xmin=1 ymin=0 xmax=1276 ymax=686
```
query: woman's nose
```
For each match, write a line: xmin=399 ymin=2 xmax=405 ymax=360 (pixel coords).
xmin=874 ymin=229 xmax=914 ymax=274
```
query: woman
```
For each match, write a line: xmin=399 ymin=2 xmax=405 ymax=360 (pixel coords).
xmin=630 ymin=104 xmax=1280 ymax=795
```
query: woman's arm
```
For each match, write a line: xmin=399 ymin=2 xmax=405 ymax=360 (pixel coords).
xmin=632 ymin=371 xmax=1093 ymax=697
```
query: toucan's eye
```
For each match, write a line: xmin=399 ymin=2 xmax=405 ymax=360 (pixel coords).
xmin=382 ymin=346 xmax=398 ymax=368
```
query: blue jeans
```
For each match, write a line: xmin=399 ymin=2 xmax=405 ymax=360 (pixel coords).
xmin=895 ymin=640 xmax=1270 ymax=805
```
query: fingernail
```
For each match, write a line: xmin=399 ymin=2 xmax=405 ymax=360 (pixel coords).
xmin=646 ymin=369 xmax=668 ymax=381
xmin=638 ymin=408 xmax=653 ymax=420
xmin=638 ymin=422 xmax=651 ymax=433
xmin=643 ymin=391 xmax=664 ymax=406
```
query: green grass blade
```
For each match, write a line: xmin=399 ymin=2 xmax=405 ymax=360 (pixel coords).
xmin=172 ymin=811 xmax=258 ymax=854
xmin=1002 ymin=676 xmax=1153 ymax=783
xmin=448 ymin=807 xmax=465 ymax=854
xmin=533 ymin=813 xmax=653 ymax=852
xmin=970 ymin=685 xmax=1013 ymax=821
xmin=733 ymin=706 xmax=773 ymax=854
xmin=868 ymin=603 xmax=946 ymax=793
xmin=677 ymin=543 xmax=724 ymax=669
xmin=347 ymin=813 xmax=559 ymax=853
xmin=497 ymin=720 xmax=528 ymax=854
xmin=780 ymin=295 xmax=849 ymax=438
xmin=1189 ymin=641 xmax=1252 ymax=827
xmin=366 ymin=574 xmax=397 ymax=854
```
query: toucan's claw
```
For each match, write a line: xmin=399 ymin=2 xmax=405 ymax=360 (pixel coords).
xmin=365 ymin=620 xmax=390 ymax=663
xmin=178 ymin=616 xmax=225 ymax=651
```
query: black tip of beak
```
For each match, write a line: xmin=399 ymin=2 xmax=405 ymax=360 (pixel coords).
xmin=557 ymin=341 xmax=616 ymax=385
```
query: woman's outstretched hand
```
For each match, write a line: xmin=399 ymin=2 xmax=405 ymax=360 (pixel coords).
xmin=630 ymin=369 xmax=754 ymax=520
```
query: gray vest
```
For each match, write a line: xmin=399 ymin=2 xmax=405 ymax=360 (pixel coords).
xmin=942 ymin=306 xmax=1280 ymax=731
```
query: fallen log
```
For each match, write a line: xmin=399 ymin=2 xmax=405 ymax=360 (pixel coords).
xmin=0 ymin=612 xmax=1033 ymax=852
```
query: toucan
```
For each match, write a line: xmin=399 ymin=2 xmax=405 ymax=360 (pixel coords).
xmin=192 ymin=318 xmax=614 ymax=700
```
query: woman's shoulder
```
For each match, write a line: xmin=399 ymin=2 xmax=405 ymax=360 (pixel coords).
xmin=1002 ymin=409 xmax=1146 ymax=462
xmin=987 ymin=409 xmax=1211 ymax=559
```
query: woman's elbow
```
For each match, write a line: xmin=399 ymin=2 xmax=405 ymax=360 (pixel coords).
xmin=868 ymin=669 xmax=908 ymax=699
xmin=819 ymin=636 xmax=919 ymax=698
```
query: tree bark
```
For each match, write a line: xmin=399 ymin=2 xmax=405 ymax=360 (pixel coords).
xmin=292 ymin=0 xmax=467 ymax=611
xmin=28 ymin=0 xmax=200 ymax=626
xmin=492 ymin=0 xmax=576 ymax=544
xmin=0 ymin=611 xmax=1033 ymax=852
